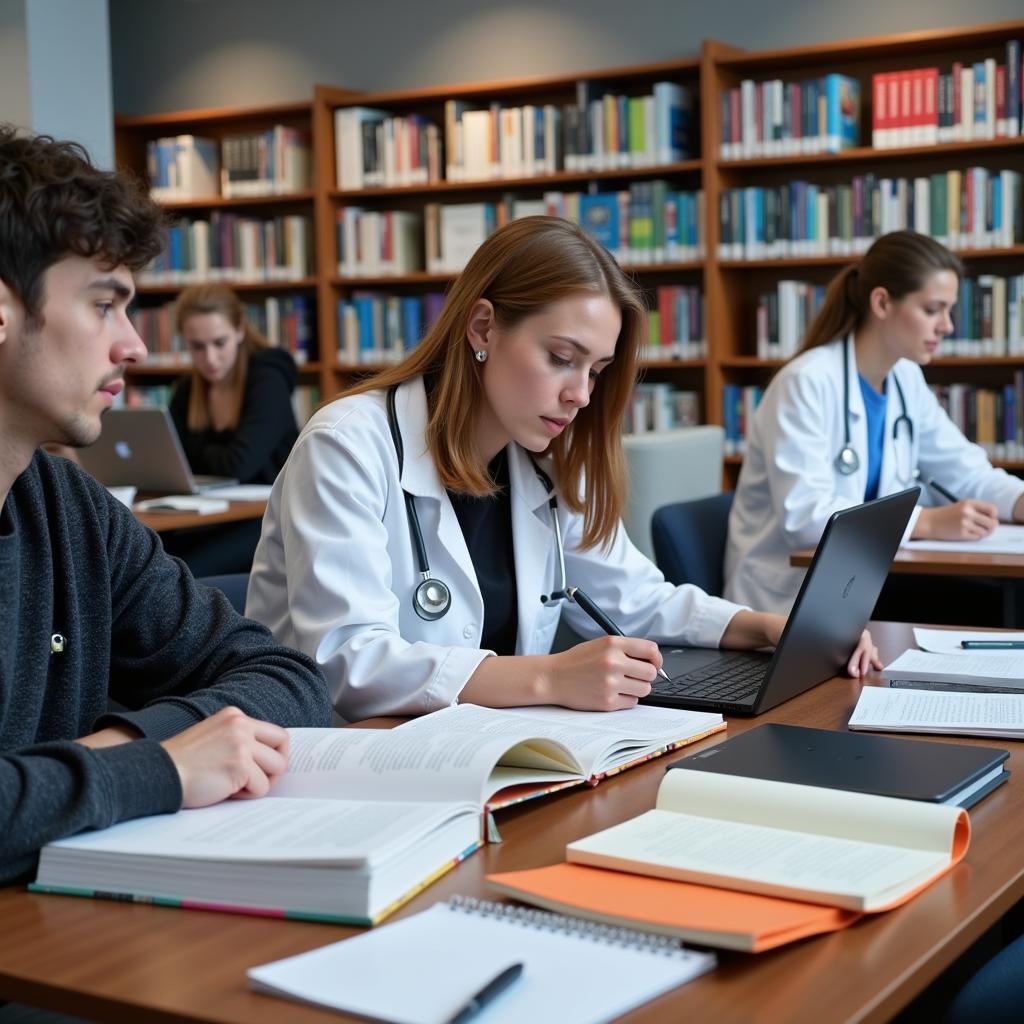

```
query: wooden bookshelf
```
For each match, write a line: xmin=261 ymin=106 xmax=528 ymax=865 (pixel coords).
xmin=703 ymin=21 xmax=1024 ymax=480
xmin=116 ymin=19 xmax=1024 ymax=464
xmin=115 ymin=94 xmax=362 ymax=406
xmin=313 ymin=59 xmax=705 ymax=421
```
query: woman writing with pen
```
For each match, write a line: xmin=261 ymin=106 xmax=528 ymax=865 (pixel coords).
xmin=247 ymin=217 xmax=879 ymax=720
xmin=725 ymin=231 xmax=1024 ymax=618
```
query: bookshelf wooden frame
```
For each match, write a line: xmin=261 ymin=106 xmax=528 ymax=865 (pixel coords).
xmin=116 ymin=19 xmax=1024 ymax=467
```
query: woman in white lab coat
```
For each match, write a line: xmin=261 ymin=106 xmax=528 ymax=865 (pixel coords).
xmin=248 ymin=217 xmax=878 ymax=720
xmin=725 ymin=230 xmax=1024 ymax=617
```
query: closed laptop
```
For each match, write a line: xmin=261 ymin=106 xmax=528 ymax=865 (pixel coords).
xmin=670 ymin=723 xmax=1009 ymax=809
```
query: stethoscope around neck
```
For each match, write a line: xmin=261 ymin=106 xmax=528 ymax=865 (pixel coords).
xmin=834 ymin=336 xmax=914 ymax=483
xmin=386 ymin=385 xmax=570 ymax=621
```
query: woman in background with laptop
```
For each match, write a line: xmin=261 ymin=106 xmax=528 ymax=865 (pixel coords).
xmin=247 ymin=217 xmax=880 ymax=721
xmin=170 ymin=283 xmax=299 ymax=486
xmin=163 ymin=284 xmax=299 ymax=574
xmin=724 ymin=231 xmax=1024 ymax=619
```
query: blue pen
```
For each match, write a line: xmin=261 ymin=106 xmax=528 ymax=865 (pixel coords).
xmin=444 ymin=962 xmax=523 ymax=1024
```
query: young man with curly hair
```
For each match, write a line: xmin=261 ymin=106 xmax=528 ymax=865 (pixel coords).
xmin=0 ymin=125 xmax=332 ymax=886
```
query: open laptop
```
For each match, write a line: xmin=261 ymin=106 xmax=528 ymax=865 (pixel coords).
xmin=78 ymin=408 xmax=236 ymax=494
xmin=642 ymin=486 xmax=920 ymax=716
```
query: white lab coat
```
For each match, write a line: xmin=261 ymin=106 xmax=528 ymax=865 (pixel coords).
xmin=247 ymin=377 xmax=744 ymax=720
xmin=724 ymin=337 xmax=1024 ymax=616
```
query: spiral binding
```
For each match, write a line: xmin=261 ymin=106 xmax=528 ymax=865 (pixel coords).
xmin=447 ymin=895 xmax=691 ymax=959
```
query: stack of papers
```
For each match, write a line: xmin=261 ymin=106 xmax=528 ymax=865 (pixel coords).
xmin=850 ymin=686 xmax=1024 ymax=740
xmin=882 ymin=629 xmax=1024 ymax=693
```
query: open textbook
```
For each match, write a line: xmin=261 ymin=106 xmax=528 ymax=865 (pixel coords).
xmin=556 ymin=769 xmax=969 ymax=913
xmin=31 ymin=703 xmax=722 ymax=925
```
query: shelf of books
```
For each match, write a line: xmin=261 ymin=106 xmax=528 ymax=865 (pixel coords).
xmin=704 ymin=21 xmax=1024 ymax=478
xmin=313 ymin=58 xmax=708 ymax=435
xmin=114 ymin=98 xmax=364 ymax=419
xmin=117 ymin=19 xmax=1024 ymax=464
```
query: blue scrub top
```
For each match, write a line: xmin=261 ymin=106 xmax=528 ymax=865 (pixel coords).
xmin=858 ymin=374 xmax=889 ymax=501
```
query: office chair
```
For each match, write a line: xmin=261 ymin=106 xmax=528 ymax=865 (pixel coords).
xmin=196 ymin=572 xmax=250 ymax=615
xmin=621 ymin=426 xmax=724 ymax=560
xmin=651 ymin=491 xmax=734 ymax=596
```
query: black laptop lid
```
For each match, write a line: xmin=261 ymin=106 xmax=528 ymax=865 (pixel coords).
xmin=671 ymin=723 xmax=1008 ymax=806
xmin=753 ymin=486 xmax=920 ymax=713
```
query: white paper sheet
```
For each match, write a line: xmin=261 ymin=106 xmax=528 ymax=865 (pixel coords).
xmin=901 ymin=524 xmax=1024 ymax=554
xmin=913 ymin=628 xmax=1024 ymax=654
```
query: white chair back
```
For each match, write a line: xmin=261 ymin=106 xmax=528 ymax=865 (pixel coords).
xmin=621 ymin=426 xmax=725 ymax=560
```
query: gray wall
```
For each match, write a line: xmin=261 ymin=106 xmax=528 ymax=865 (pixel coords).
xmin=27 ymin=0 xmax=113 ymax=167
xmin=110 ymin=0 xmax=1024 ymax=115
xmin=1 ymin=0 xmax=113 ymax=167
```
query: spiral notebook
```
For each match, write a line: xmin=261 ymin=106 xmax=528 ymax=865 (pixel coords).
xmin=248 ymin=897 xmax=715 ymax=1024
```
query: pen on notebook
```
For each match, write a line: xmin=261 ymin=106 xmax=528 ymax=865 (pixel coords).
xmin=566 ymin=586 xmax=672 ymax=683
xmin=960 ymin=640 xmax=1024 ymax=650
xmin=444 ymin=962 xmax=523 ymax=1024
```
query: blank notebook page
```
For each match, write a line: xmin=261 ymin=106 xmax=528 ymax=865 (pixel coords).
xmin=248 ymin=897 xmax=715 ymax=1024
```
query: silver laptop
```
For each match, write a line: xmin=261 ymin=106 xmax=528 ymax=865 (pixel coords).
xmin=78 ymin=408 xmax=236 ymax=494
xmin=642 ymin=486 xmax=920 ymax=716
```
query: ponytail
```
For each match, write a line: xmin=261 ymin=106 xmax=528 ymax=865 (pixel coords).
xmin=796 ymin=231 xmax=964 ymax=356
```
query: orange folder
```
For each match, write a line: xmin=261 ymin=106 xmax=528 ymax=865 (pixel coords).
xmin=488 ymin=863 xmax=861 ymax=953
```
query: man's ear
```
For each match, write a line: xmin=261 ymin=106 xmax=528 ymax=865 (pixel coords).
xmin=0 ymin=278 xmax=9 ymax=345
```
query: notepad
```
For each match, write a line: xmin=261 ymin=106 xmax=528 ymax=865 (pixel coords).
xmin=248 ymin=897 xmax=715 ymax=1024
xmin=134 ymin=495 xmax=230 ymax=515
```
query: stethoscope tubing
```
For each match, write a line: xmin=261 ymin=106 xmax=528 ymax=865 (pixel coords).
xmin=835 ymin=336 xmax=914 ymax=484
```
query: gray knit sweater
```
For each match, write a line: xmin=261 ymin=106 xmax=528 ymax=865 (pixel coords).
xmin=0 ymin=451 xmax=331 ymax=884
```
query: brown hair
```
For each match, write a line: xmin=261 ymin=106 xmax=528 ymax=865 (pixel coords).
xmin=174 ymin=283 xmax=270 ymax=432
xmin=346 ymin=216 xmax=646 ymax=550
xmin=798 ymin=231 xmax=964 ymax=354
xmin=0 ymin=123 xmax=164 ymax=325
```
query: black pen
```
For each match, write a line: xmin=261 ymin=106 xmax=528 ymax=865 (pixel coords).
xmin=444 ymin=962 xmax=523 ymax=1024
xmin=924 ymin=477 xmax=960 ymax=504
xmin=961 ymin=640 xmax=1024 ymax=650
xmin=567 ymin=586 xmax=672 ymax=683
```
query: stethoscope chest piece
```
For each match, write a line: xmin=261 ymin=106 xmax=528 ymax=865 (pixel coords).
xmin=414 ymin=576 xmax=452 ymax=620
xmin=835 ymin=445 xmax=860 ymax=475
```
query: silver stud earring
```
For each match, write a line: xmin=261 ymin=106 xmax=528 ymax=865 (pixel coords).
xmin=474 ymin=349 xmax=488 ymax=363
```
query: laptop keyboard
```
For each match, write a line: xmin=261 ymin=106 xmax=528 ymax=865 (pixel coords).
xmin=657 ymin=654 xmax=768 ymax=703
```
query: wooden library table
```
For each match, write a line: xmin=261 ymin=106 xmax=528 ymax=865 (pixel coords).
xmin=791 ymin=546 xmax=1024 ymax=578
xmin=134 ymin=499 xmax=268 ymax=533
xmin=791 ymin=546 xmax=1024 ymax=625
xmin=2 ymin=621 xmax=1023 ymax=1024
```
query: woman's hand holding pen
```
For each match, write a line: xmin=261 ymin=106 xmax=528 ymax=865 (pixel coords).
xmin=913 ymin=499 xmax=998 ymax=541
xmin=542 ymin=637 xmax=660 ymax=711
